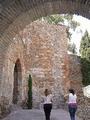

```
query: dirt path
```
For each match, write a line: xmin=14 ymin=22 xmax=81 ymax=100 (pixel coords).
xmin=2 ymin=109 xmax=81 ymax=120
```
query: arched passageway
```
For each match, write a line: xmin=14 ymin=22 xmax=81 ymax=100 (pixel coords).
xmin=13 ymin=59 xmax=22 ymax=104
xmin=0 ymin=0 xmax=90 ymax=39
xmin=0 ymin=0 xmax=90 ymax=80
xmin=0 ymin=1 xmax=89 ymax=119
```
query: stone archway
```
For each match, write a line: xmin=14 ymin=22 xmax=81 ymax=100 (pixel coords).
xmin=0 ymin=0 xmax=89 ymax=118
xmin=0 ymin=0 xmax=90 ymax=85
xmin=13 ymin=59 xmax=22 ymax=104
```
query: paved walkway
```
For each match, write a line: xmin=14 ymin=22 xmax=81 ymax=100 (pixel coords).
xmin=2 ymin=109 xmax=81 ymax=120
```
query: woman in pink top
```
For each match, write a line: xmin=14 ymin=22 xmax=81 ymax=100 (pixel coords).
xmin=68 ymin=89 xmax=77 ymax=120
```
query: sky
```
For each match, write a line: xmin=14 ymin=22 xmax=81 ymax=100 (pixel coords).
xmin=71 ymin=15 xmax=90 ymax=55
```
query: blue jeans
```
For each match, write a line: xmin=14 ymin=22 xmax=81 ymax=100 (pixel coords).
xmin=68 ymin=104 xmax=77 ymax=120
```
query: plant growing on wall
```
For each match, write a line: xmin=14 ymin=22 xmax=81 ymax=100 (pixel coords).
xmin=80 ymin=31 xmax=90 ymax=86
xmin=68 ymin=42 xmax=77 ymax=54
xmin=81 ymin=58 xmax=90 ymax=86
xmin=27 ymin=74 xmax=32 ymax=109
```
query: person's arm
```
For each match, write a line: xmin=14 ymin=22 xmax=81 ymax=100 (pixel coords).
xmin=64 ymin=94 xmax=68 ymax=101
xmin=76 ymin=94 xmax=78 ymax=103
xmin=64 ymin=94 xmax=68 ymax=97
xmin=41 ymin=96 xmax=44 ymax=103
xmin=50 ymin=94 xmax=53 ymax=102
xmin=51 ymin=95 xmax=53 ymax=102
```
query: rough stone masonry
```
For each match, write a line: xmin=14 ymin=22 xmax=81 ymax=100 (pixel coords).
xmin=0 ymin=21 xmax=84 ymax=117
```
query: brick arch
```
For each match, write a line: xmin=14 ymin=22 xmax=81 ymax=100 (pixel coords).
xmin=0 ymin=0 xmax=90 ymax=49
xmin=0 ymin=0 xmax=90 ymax=38
xmin=0 ymin=34 xmax=26 ymax=105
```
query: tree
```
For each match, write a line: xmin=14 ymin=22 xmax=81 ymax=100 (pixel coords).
xmin=80 ymin=30 xmax=90 ymax=86
xmin=63 ymin=14 xmax=80 ymax=31
xmin=40 ymin=14 xmax=80 ymax=32
xmin=68 ymin=42 xmax=77 ymax=54
xmin=80 ymin=30 xmax=90 ymax=59
xmin=27 ymin=75 xmax=32 ymax=109
xmin=41 ymin=14 xmax=64 ymax=24
xmin=81 ymin=58 xmax=90 ymax=86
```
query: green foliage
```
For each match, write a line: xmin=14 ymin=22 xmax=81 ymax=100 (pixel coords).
xmin=64 ymin=14 xmax=73 ymax=20
xmin=40 ymin=14 xmax=80 ymax=53
xmin=27 ymin=75 xmax=32 ymax=109
xmin=70 ymin=20 xmax=80 ymax=31
xmin=63 ymin=14 xmax=80 ymax=31
xmin=80 ymin=30 xmax=90 ymax=59
xmin=41 ymin=14 xmax=64 ymax=24
xmin=40 ymin=14 xmax=80 ymax=32
xmin=68 ymin=42 xmax=77 ymax=54
xmin=80 ymin=31 xmax=90 ymax=86
xmin=81 ymin=58 xmax=90 ymax=86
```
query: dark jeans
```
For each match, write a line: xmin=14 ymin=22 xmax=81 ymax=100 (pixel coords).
xmin=44 ymin=104 xmax=52 ymax=120
xmin=68 ymin=104 xmax=77 ymax=120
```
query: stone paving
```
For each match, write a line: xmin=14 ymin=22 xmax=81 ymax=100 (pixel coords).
xmin=2 ymin=109 xmax=81 ymax=120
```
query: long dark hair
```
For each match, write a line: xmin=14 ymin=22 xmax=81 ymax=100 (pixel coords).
xmin=44 ymin=89 xmax=49 ymax=96
xmin=69 ymin=89 xmax=75 ymax=95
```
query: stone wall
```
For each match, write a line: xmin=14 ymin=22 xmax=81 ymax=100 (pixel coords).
xmin=0 ymin=35 xmax=27 ymax=104
xmin=68 ymin=55 xmax=90 ymax=120
xmin=0 ymin=21 xmax=69 ymax=112
xmin=19 ymin=21 xmax=69 ymax=108
xmin=0 ymin=21 xmax=86 ymax=118
xmin=68 ymin=55 xmax=83 ymax=95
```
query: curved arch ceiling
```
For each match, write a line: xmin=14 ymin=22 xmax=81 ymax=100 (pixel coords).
xmin=0 ymin=0 xmax=90 ymax=40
